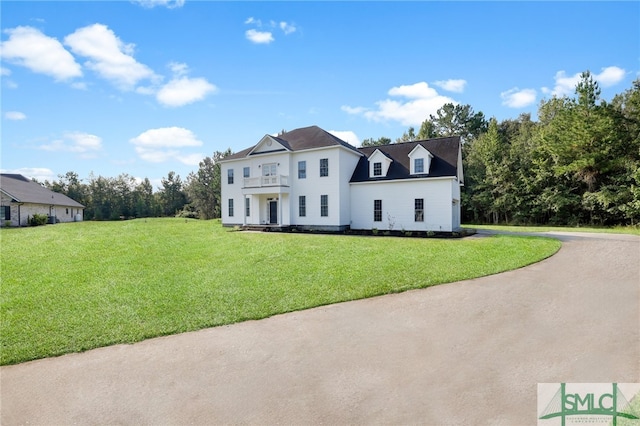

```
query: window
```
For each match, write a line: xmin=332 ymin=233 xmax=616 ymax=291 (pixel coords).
xmin=415 ymin=198 xmax=424 ymax=221
xmin=299 ymin=195 xmax=306 ymax=217
xmin=415 ymin=158 xmax=424 ymax=173
xmin=66 ymin=208 xmax=69 ymax=215
xmin=228 ymin=199 xmax=234 ymax=217
xmin=373 ymin=162 xmax=382 ymax=176
xmin=227 ymin=169 xmax=234 ymax=184
xmin=374 ymin=200 xmax=382 ymax=222
xmin=298 ymin=161 xmax=306 ymax=179
xmin=243 ymin=167 xmax=250 ymax=178
xmin=320 ymin=158 xmax=329 ymax=177
xmin=262 ymin=163 xmax=277 ymax=176
xmin=2 ymin=206 xmax=10 ymax=220
xmin=245 ymin=198 xmax=250 ymax=217
xmin=320 ymin=195 xmax=328 ymax=217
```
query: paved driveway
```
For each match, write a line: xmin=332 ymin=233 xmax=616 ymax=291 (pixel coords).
xmin=1 ymin=231 xmax=638 ymax=425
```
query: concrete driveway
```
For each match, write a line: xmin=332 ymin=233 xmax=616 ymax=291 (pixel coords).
xmin=1 ymin=231 xmax=638 ymax=425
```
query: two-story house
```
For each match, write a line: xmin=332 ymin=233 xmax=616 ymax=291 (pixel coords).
xmin=220 ymin=125 xmax=463 ymax=233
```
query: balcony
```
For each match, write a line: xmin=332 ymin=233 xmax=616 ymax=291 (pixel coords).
xmin=243 ymin=175 xmax=289 ymax=188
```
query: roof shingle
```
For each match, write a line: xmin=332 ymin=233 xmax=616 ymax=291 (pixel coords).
xmin=350 ymin=137 xmax=461 ymax=182
xmin=0 ymin=174 xmax=85 ymax=208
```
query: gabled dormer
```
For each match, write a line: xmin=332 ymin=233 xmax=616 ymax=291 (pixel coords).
xmin=368 ymin=149 xmax=393 ymax=178
xmin=408 ymin=144 xmax=434 ymax=175
xmin=248 ymin=135 xmax=292 ymax=155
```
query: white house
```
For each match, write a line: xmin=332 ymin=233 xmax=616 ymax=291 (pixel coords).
xmin=220 ymin=125 xmax=463 ymax=233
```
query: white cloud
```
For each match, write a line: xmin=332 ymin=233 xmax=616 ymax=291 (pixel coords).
xmin=433 ymin=79 xmax=467 ymax=93
xmin=546 ymin=71 xmax=584 ymax=97
xmin=130 ymin=126 xmax=202 ymax=148
xmin=5 ymin=111 xmax=26 ymax=120
xmin=0 ymin=167 xmax=55 ymax=182
xmin=501 ymin=88 xmax=537 ymax=108
xmin=342 ymin=82 xmax=457 ymax=126
xmin=130 ymin=126 xmax=204 ymax=164
xmin=244 ymin=18 xmax=295 ymax=44
xmin=543 ymin=66 xmax=626 ymax=97
xmin=168 ymin=61 xmax=189 ymax=77
xmin=0 ymin=26 xmax=82 ymax=81
xmin=245 ymin=29 xmax=274 ymax=44
xmin=132 ymin=0 xmax=185 ymax=9
xmin=1 ymin=67 xmax=11 ymax=76
xmin=595 ymin=66 xmax=625 ymax=87
xmin=279 ymin=21 xmax=297 ymax=35
xmin=176 ymin=153 xmax=206 ymax=166
xmin=155 ymin=63 xmax=217 ymax=107
xmin=38 ymin=131 xmax=103 ymax=159
xmin=328 ymin=130 xmax=360 ymax=147
xmin=64 ymin=23 xmax=156 ymax=90
xmin=388 ymin=82 xmax=439 ymax=99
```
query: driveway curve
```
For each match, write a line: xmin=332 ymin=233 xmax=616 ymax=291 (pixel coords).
xmin=1 ymin=231 xmax=638 ymax=425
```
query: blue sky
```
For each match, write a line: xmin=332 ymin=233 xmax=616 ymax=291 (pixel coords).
xmin=1 ymin=1 xmax=638 ymax=188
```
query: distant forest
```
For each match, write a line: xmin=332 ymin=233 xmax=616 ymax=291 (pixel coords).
xmin=43 ymin=72 xmax=640 ymax=227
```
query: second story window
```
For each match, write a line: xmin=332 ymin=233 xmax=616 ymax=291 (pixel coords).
xmin=298 ymin=161 xmax=306 ymax=179
xmin=227 ymin=169 xmax=234 ymax=184
xmin=320 ymin=158 xmax=329 ymax=177
xmin=373 ymin=162 xmax=382 ymax=176
xmin=414 ymin=158 xmax=424 ymax=173
xmin=243 ymin=167 xmax=250 ymax=178
xmin=262 ymin=163 xmax=277 ymax=176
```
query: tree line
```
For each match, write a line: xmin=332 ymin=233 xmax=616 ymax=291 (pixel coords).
xmin=42 ymin=149 xmax=232 ymax=221
xmin=362 ymin=72 xmax=640 ymax=226
xmin=43 ymin=72 xmax=639 ymax=227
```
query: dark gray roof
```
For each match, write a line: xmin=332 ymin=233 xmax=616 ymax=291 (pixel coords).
xmin=350 ymin=137 xmax=461 ymax=182
xmin=224 ymin=125 xmax=361 ymax=160
xmin=0 ymin=174 xmax=85 ymax=208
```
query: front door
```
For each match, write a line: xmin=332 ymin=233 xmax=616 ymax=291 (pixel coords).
xmin=269 ymin=201 xmax=278 ymax=224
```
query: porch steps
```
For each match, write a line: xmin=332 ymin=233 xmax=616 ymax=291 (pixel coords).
xmin=242 ymin=225 xmax=291 ymax=232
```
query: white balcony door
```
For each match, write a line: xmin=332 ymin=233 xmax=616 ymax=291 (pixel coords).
xmin=262 ymin=163 xmax=277 ymax=185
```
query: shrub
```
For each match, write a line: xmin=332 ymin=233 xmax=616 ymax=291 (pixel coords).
xmin=29 ymin=214 xmax=48 ymax=226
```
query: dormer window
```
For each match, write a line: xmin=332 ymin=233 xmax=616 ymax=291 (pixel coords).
xmin=408 ymin=144 xmax=434 ymax=175
xmin=368 ymin=149 xmax=392 ymax=178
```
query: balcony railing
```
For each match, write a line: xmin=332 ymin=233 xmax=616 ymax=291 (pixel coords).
xmin=244 ymin=175 xmax=289 ymax=188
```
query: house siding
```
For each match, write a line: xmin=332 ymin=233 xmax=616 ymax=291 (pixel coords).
xmin=0 ymin=193 xmax=84 ymax=227
xmin=350 ymin=178 xmax=459 ymax=232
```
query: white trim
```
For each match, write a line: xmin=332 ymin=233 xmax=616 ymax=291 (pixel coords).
xmin=350 ymin=176 xmax=457 ymax=185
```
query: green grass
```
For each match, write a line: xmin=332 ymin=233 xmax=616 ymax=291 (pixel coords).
xmin=464 ymin=224 xmax=640 ymax=235
xmin=1 ymin=218 xmax=561 ymax=365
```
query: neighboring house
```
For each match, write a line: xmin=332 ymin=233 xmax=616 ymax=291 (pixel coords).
xmin=0 ymin=174 xmax=85 ymax=227
xmin=220 ymin=125 xmax=463 ymax=233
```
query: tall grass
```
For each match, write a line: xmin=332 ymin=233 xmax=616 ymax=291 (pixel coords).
xmin=1 ymin=218 xmax=561 ymax=365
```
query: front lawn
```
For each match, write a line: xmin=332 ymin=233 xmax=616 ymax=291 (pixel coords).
xmin=1 ymin=218 xmax=561 ymax=365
